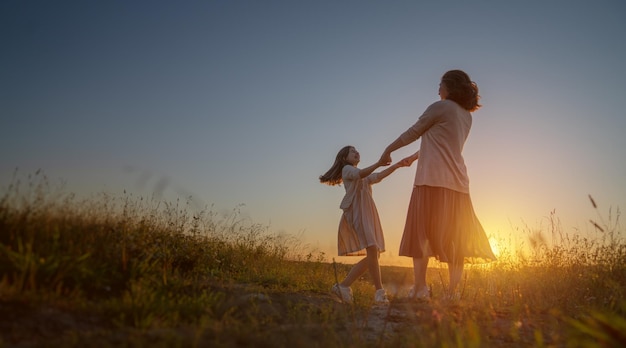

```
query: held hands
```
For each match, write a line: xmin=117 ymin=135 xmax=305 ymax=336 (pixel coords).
xmin=376 ymin=150 xmax=418 ymax=180
xmin=379 ymin=149 xmax=418 ymax=168
xmin=398 ymin=157 xmax=412 ymax=167
xmin=379 ymin=151 xmax=392 ymax=166
xmin=397 ymin=151 xmax=419 ymax=167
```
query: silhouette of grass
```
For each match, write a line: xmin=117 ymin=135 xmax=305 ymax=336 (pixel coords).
xmin=0 ymin=172 xmax=624 ymax=347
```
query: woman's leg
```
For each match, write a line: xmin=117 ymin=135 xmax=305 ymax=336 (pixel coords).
xmin=412 ymin=257 xmax=429 ymax=289
xmin=448 ymin=260 xmax=464 ymax=293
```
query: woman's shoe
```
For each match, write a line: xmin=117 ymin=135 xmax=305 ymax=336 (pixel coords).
xmin=443 ymin=290 xmax=461 ymax=302
xmin=408 ymin=286 xmax=430 ymax=301
xmin=331 ymin=283 xmax=353 ymax=304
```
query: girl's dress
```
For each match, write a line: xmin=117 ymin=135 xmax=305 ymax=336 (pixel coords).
xmin=337 ymin=165 xmax=385 ymax=256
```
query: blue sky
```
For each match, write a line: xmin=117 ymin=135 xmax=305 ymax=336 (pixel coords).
xmin=2 ymin=1 xmax=625 ymax=265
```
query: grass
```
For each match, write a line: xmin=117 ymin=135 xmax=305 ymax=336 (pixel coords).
xmin=1 ymin=171 xmax=625 ymax=347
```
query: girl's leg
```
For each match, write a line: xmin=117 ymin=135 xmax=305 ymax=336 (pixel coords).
xmin=340 ymin=246 xmax=383 ymax=290
xmin=412 ymin=257 xmax=428 ymax=289
xmin=448 ymin=260 xmax=464 ymax=293
xmin=365 ymin=246 xmax=383 ymax=290
xmin=340 ymin=257 xmax=368 ymax=288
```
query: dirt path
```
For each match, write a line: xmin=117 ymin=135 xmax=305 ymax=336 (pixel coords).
xmin=0 ymin=287 xmax=543 ymax=347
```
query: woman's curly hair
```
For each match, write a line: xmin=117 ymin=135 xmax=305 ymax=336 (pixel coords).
xmin=441 ymin=70 xmax=481 ymax=112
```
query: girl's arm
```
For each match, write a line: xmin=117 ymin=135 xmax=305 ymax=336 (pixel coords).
xmin=376 ymin=162 xmax=402 ymax=182
xmin=358 ymin=160 xmax=383 ymax=179
xmin=403 ymin=150 xmax=420 ymax=164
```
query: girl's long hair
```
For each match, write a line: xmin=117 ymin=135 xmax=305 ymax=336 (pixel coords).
xmin=319 ymin=145 xmax=352 ymax=186
xmin=441 ymin=70 xmax=481 ymax=112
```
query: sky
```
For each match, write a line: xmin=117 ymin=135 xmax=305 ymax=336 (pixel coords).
xmin=2 ymin=1 xmax=625 ymax=266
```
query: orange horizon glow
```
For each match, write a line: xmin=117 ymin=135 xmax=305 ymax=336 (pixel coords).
xmin=488 ymin=237 xmax=501 ymax=258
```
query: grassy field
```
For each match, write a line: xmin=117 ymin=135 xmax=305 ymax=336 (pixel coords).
xmin=1 ymin=173 xmax=625 ymax=347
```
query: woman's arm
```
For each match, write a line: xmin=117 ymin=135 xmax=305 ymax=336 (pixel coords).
xmin=380 ymin=101 xmax=442 ymax=164
xmin=380 ymin=136 xmax=407 ymax=165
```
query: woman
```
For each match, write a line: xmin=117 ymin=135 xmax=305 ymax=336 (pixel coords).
xmin=380 ymin=69 xmax=496 ymax=300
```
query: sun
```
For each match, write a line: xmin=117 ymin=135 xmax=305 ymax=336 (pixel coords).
xmin=488 ymin=237 xmax=501 ymax=257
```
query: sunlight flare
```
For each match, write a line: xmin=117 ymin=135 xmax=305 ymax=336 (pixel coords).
xmin=488 ymin=237 xmax=501 ymax=258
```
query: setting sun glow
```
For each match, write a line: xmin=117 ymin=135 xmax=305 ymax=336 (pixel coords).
xmin=488 ymin=237 xmax=501 ymax=258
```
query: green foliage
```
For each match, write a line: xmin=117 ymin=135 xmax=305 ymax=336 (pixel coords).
xmin=0 ymin=173 xmax=308 ymax=298
xmin=566 ymin=303 xmax=626 ymax=347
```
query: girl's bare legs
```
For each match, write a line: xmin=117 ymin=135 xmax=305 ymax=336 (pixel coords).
xmin=340 ymin=258 xmax=367 ymax=288
xmin=341 ymin=246 xmax=383 ymax=290
xmin=412 ymin=257 xmax=429 ymax=290
xmin=365 ymin=246 xmax=383 ymax=290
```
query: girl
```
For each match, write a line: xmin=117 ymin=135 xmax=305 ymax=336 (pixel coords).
xmin=320 ymin=145 xmax=418 ymax=304
xmin=380 ymin=70 xmax=496 ymax=300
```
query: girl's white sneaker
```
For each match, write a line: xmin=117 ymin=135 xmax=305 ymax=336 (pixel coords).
xmin=374 ymin=289 xmax=389 ymax=304
xmin=331 ymin=283 xmax=353 ymax=304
